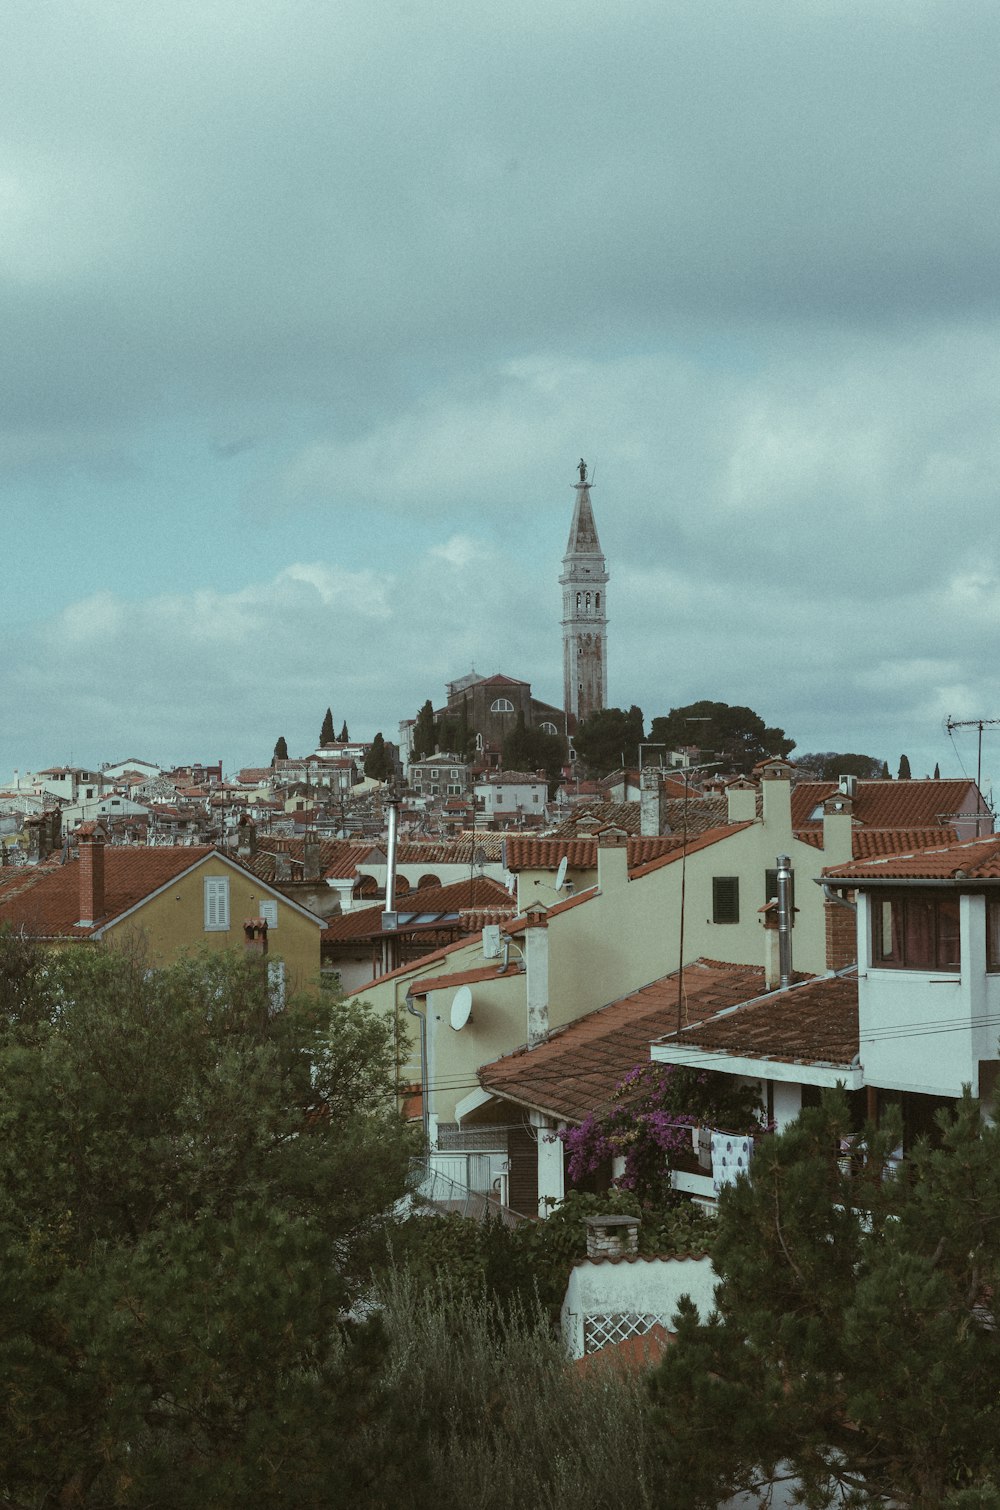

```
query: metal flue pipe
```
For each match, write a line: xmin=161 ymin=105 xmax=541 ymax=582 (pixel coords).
xmin=777 ymin=853 xmax=793 ymax=990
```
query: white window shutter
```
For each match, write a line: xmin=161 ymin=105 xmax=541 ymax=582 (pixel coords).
xmin=259 ymin=898 xmax=278 ymax=929
xmin=204 ymin=876 xmax=230 ymax=930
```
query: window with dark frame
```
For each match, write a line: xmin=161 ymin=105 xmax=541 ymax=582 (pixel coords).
xmin=872 ymin=890 xmax=960 ymax=971
xmin=986 ymin=899 xmax=1000 ymax=972
xmin=713 ymin=876 xmax=740 ymax=925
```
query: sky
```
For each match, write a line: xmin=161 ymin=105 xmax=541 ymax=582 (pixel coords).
xmin=3 ymin=0 xmax=1000 ymax=792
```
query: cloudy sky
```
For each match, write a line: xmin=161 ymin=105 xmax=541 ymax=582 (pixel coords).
xmin=4 ymin=0 xmax=1000 ymax=789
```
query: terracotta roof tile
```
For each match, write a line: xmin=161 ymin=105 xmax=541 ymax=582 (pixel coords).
xmin=791 ymin=779 xmax=988 ymax=830
xmin=657 ymin=973 xmax=859 ymax=1067
xmin=477 ymin=960 xmax=767 ymax=1123
xmin=322 ymin=876 xmax=512 ymax=942
xmin=824 ymin=834 xmax=1000 ymax=882
xmin=412 ymin=961 xmax=524 ymax=994
xmin=0 ymin=846 xmax=218 ymax=937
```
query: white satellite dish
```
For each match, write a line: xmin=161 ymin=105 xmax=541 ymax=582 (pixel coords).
xmin=554 ymin=856 xmax=569 ymax=891
xmin=450 ymin=985 xmax=473 ymax=1032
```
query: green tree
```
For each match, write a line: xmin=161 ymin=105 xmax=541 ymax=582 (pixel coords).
xmin=573 ymin=705 xmax=645 ymax=777
xmin=0 ymin=938 xmax=416 ymax=1507
xmin=339 ymin=720 xmax=350 ymax=742
xmin=370 ymin=1271 xmax=671 ymax=1510
xmin=650 ymin=1091 xmax=1000 ymax=1509
xmin=320 ymin=706 xmax=335 ymax=746
xmin=795 ymin=751 xmax=884 ymax=781
xmin=882 ymin=760 xmax=891 ymax=778
xmin=898 ymin=752 xmax=912 ymax=779
xmin=501 ymin=710 xmax=566 ymax=795
xmin=364 ymin=731 xmax=393 ymax=782
xmin=934 ymin=761 xmax=941 ymax=779
xmin=648 ymin=700 xmax=794 ymax=776
xmin=271 ymin=735 xmax=288 ymax=766
xmin=411 ymin=699 xmax=436 ymax=761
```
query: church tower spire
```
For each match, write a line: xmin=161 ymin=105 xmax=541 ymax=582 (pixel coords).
xmin=560 ymin=459 xmax=608 ymax=724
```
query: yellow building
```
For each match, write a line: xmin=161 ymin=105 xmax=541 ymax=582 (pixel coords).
xmin=0 ymin=826 xmax=323 ymax=992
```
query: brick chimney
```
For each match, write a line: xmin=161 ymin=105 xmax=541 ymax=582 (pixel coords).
xmin=236 ymin=816 xmax=257 ymax=859
xmin=76 ymin=823 xmax=105 ymax=927
xmin=302 ymin=830 xmax=321 ymax=881
xmin=759 ymin=760 xmax=793 ymax=840
xmin=825 ymin=895 xmax=857 ymax=971
xmin=243 ymin=917 xmax=269 ymax=955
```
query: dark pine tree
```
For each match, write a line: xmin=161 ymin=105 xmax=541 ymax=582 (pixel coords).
xmin=934 ymin=761 xmax=941 ymax=779
xmin=364 ymin=732 xmax=393 ymax=782
xmin=339 ymin=721 xmax=349 ymax=742
xmin=881 ymin=761 xmax=891 ymax=778
xmin=898 ymin=753 xmax=912 ymax=780
xmin=271 ymin=736 xmax=288 ymax=767
xmin=320 ymin=708 xmax=335 ymax=747
xmin=411 ymin=700 xmax=436 ymax=761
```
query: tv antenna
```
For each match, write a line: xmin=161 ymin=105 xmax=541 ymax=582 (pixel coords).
xmin=944 ymin=715 xmax=1000 ymax=837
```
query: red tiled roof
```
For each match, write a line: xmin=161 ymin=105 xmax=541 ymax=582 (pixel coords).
xmin=823 ymin=834 xmax=1000 ymax=882
xmin=477 ymin=960 xmax=768 ymax=1123
xmin=658 ymin=973 xmax=858 ymax=1067
xmin=322 ymin=876 xmax=513 ymax=942
xmin=0 ymin=846 xmax=218 ymax=937
xmin=791 ymin=779 xmax=986 ymax=830
xmin=412 ymin=961 xmax=524 ymax=994
xmin=550 ymin=796 xmax=729 ymax=842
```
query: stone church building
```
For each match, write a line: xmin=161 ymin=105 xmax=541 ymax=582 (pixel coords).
xmin=400 ymin=462 xmax=609 ymax=768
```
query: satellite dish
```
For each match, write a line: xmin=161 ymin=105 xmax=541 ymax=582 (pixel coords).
xmin=450 ymin=985 xmax=473 ymax=1032
xmin=554 ymin=856 xmax=568 ymax=891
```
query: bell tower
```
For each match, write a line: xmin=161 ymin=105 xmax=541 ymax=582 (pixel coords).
xmin=560 ymin=459 xmax=608 ymax=723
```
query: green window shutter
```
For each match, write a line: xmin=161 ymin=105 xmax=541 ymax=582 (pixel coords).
xmin=713 ymin=876 xmax=740 ymax=925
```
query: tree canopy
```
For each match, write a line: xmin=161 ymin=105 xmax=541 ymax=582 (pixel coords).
xmin=795 ymin=751 xmax=884 ymax=781
xmin=0 ymin=937 xmax=415 ymax=1507
xmin=502 ymin=710 xmax=566 ymax=794
xmin=899 ymin=752 xmax=912 ymax=779
xmin=271 ymin=734 xmax=288 ymax=765
xmin=320 ymin=706 xmax=335 ymax=746
xmin=411 ymin=699 xmax=436 ymax=761
xmin=339 ymin=719 xmax=349 ymax=742
xmin=572 ymin=705 xmax=645 ymax=776
xmin=650 ymin=1091 xmax=1000 ymax=1509
xmin=363 ymin=731 xmax=394 ymax=782
xmin=648 ymin=700 xmax=794 ymax=775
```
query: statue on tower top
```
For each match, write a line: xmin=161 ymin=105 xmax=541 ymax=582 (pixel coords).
xmin=578 ymin=458 xmax=587 ymax=483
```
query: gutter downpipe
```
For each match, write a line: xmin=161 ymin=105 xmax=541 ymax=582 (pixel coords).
xmin=777 ymin=853 xmax=793 ymax=990
xmin=404 ymin=991 xmax=429 ymax=1153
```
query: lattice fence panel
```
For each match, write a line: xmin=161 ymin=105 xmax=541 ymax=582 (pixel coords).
xmin=583 ymin=1313 xmax=666 ymax=1354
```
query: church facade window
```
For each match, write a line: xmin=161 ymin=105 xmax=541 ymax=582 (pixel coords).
xmin=490 ymin=698 xmax=514 ymax=713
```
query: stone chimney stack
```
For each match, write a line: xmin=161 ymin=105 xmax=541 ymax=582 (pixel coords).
xmin=25 ymin=810 xmax=61 ymax=864
xmin=584 ymin=1214 xmax=640 ymax=1261
xmin=640 ymin=766 xmax=667 ymax=837
xmin=302 ymin=829 xmax=321 ymax=882
xmin=76 ymin=823 xmax=106 ymax=927
xmin=596 ymin=829 xmax=629 ymax=891
xmin=236 ymin=816 xmax=257 ymax=860
xmin=522 ymin=901 xmax=550 ymax=1045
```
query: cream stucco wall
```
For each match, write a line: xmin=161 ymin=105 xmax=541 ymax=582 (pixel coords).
xmin=105 ymin=857 xmax=322 ymax=995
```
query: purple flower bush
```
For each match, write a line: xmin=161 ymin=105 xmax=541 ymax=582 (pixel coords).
xmin=560 ymin=1063 xmax=770 ymax=1204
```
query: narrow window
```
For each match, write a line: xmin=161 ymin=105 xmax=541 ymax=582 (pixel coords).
xmin=713 ymin=876 xmax=740 ymax=925
xmin=259 ymin=898 xmax=278 ymax=930
xmin=204 ymin=876 xmax=230 ymax=931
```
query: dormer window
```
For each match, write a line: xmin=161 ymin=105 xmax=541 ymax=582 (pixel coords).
xmin=490 ymin=698 xmax=514 ymax=713
xmin=872 ymin=890 xmax=960 ymax=971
